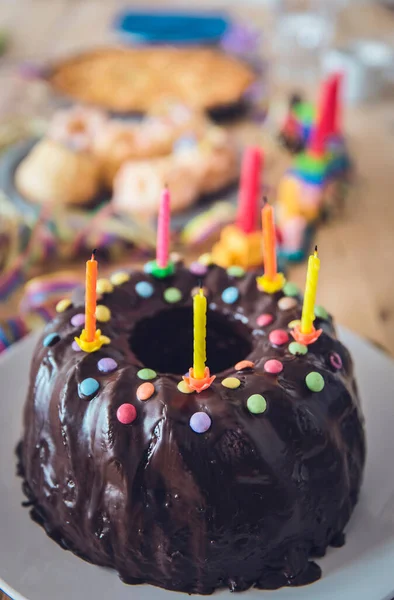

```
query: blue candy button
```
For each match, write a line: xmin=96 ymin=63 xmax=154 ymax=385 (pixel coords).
xmin=135 ymin=281 xmax=154 ymax=298
xmin=79 ymin=377 xmax=100 ymax=398
xmin=43 ymin=333 xmax=60 ymax=347
xmin=221 ymin=286 xmax=239 ymax=304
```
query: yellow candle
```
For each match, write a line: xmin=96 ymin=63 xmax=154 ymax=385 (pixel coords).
xmin=193 ymin=288 xmax=207 ymax=379
xmin=301 ymin=246 xmax=320 ymax=334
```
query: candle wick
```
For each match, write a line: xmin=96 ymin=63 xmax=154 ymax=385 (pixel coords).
xmin=91 ymin=248 xmax=97 ymax=260
xmin=314 ymin=244 xmax=318 ymax=257
xmin=263 ymin=196 xmax=268 ymax=206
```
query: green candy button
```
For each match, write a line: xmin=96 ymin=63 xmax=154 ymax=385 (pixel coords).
xmin=283 ymin=282 xmax=300 ymax=297
xmin=305 ymin=371 xmax=325 ymax=392
xmin=247 ymin=394 xmax=267 ymax=414
xmin=289 ymin=342 xmax=308 ymax=356
xmin=137 ymin=368 xmax=157 ymax=381
xmin=164 ymin=287 xmax=182 ymax=304
xmin=227 ymin=265 xmax=245 ymax=278
xmin=314 ymin=305 xmax=329 ymax=320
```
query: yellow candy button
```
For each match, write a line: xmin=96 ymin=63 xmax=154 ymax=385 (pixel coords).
xmin=221 ymin=377 xmax=241 ymax=389
xmin=288 ymin=319 xmax=301 ymax=329
xmin=56 ymin=299 xmax=71 ymax=313
xmin=110 ymin=271 xmax=130 ymax=286
xmin=198 ymin=253 xmax=213 ymax=266
xmin=95 ymin=305 xmax=111 ymax=322
xmin=177 ymin=380 xmax=193 ymax=394
xmin=96 ymin=278 xmax=114 ymax=295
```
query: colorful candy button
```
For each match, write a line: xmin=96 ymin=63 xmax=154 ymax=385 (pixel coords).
xmin=288 ymin=319 xmax=301 ymax=329
xmin=96 ymin=305 xmax=111 ymax=322
xmin=79 ymin=377 xmax=99 ymax=397
xmin=71 ymin=340 xmax=81 ymax=352
xmin=164 ymin=287 xmax=182 ymax=303
xmin=269 ymin=329 xmax=289 ymax=346
xmin=43 ymin=333 xmax=60 ymax=347
xmin=278 ymin=297 xmax=298 ymax=311
xmin=96 ymin=278 xmax=114 ymax=295
xmin=264 ymin=359 xmax=283 ymax=374
xmin=110 ymin=271 xmax=130 ymax=286
xmin=283 ymin=282 xmax=300 ymax=297
xmin=97 ymin=357 xmax=118 ymax=373
xmin=257 ymin=313 xmax=273 ymax=327
xmin=189 ymin=262 xmax=208 ymax=276
xmin=222 ymin=377 xmax=241 ymax=389
xmin=222 ymin=286 xmax=239 ymax=304
xmin=190 ymin=412 xmax=211 ymax=433
xmin=247 ymin=394 xmax=267 ymax=414
xmin=329 ymin=352 xmax=343 ymax=370
xmin=71 ymin=313 xmax=85 ymax=327
xmin=144 ymin=261 xmax=155 ymax=274
xmin=178 ymin=380 xmax=193 ymax=394
xmin=289 ymin=342 xmax=308 ymax=356
xmin=137 ymin=368 xmax=157 ymax=380
xmin=135 ymin=281 xmax=154 ymax=298
xmin=227 ymin=266 xmax=245 ymax=278
xmin=117 ymin=403 xmax=137 ymax=424
xmin=235 ymin=360 xmax=255 ymax=371
xmin=198 ymin=253 xmax=212 ymax=266
xmin=305 ymin=372 xmax=325 ymax=392
xmin=314 ymin=305 xmax=329 ymax=320
xmin=137 ymin=382 xmax=155 ymax=401
xmin=56 ymin=299 xmax=71 ymax=313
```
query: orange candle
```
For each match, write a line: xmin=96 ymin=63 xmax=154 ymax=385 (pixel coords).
xmin=85 ymin=250 xmax=98 ymax=342
xmin=262 ymin=200 xmax=277 ymax=280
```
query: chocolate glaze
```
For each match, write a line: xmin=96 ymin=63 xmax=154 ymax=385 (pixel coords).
xmin=19 ymin=263 xmax=366 ymax=595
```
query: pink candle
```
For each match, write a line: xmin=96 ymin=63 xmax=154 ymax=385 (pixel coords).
xmin=156 ymin=186 xmax=170 ymax=268
xmin=236 ymin=147 xmax=263 ymax=234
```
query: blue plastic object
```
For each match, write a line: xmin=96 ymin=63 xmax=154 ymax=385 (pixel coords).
xmin=113 ymin=10 xmax=230 ymax=45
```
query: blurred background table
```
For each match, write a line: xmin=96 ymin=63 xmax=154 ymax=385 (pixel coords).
xmin=1 ymin=0 xmax=394 ymax=593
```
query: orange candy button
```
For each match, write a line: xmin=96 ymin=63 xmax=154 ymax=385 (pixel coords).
xmin=137 ymin=382 xmax=155 ymax=401
xmin=235 ymin=360 xmax=255 ymax=371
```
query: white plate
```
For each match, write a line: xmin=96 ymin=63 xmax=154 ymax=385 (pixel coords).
xmin=1 ymin=329 xmax=394 ymax=600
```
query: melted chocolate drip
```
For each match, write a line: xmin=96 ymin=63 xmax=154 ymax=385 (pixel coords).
xmin=18 ymin=264 xmax=366 ymax=595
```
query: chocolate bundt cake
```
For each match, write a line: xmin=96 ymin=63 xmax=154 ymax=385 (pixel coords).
xmin=18 ymin=260 xmax=365 ymax=594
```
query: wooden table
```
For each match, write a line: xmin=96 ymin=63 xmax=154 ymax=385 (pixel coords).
xmin=1 ymin=1 xmax=394 ymax=598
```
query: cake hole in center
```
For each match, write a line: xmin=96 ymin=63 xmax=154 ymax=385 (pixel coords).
xmin=129 ymin=307 xmax=253 ymax=376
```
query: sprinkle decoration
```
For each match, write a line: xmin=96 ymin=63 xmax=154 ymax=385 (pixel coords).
xmin=164 ymin=287 xmax=182 ymax=304
xmin=190 ymin=262 xmax=208 ymax=277
xmin=56 ymin=299 xmax=71 ymax=313
xmin=43 ymin=332 xmax=60 ymax=347
xmin=95 ymin=305 xmax=111 ymax=322
xmin=314 ymin=305 xmax=329 ymax=320
xmin=227 ymin=265 xmax=245 ymax=278
xmin=235 ymin=360 xmax=255 ymax=371
xmin=97 ymin=357 xmax=118 ymax=373
xmin=264 ymin=359 xmax=283 ymax=374
xmin=79 ymin=377 xmax=100 ymax=397
xmin=137 ymin=368 xmax=157 ymax=381
xmin=110 ymin=272 xmax=130 ymax=286
xmin=257 ymin=313 xmax=273 ymax=327
xmin=177 ymin=380 xmax=193 ymax=394
xmin=221 ymin=286 xmax=239 ymax=304
xmin=278 ymin=296 xmax=298 ymax=311
xmin=247 ymin=394 xmax=267 ymax=414
xmin=135 ymin=281 xmax=154 ymax=298
xmin=71 ymin=313 xmax=85 ymax=327
xmin=137 ymin=382 xmax=155 ymax=401
xmin=222 ymin=377 xmax=241 ymax=389
xmin=305 ymin=371 xmax=325 ymax=392
xmin=117 ymin=403 xmax=137 ymax=424
xmin=329 ymin=352 xmax=343 ymax=370
xmin=288 ymin=342 xmax=308 ymax=355
xmin=283 ymin=282 xmax=300 ymax=297
xmin=96 ymin=278 xmax=114 ymax=295
xmin=189 ymin=412 xmax=212 ymax=434
xmin=269 ymin=329 xmax=289 ymax=346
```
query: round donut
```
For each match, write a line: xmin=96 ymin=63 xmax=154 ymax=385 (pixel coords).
xmin=19 ymin=262 xmax=365 ymax=594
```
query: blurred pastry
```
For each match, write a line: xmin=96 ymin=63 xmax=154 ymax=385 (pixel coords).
xmin=48 ymin=47 xmax=255 ymax=113
xmin=15 ymin=138 xmax=100 ymax=206
xmin=48 ymin=105 xmax=107 ymax=153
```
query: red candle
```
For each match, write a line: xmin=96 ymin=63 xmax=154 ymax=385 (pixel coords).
xmin=236 ymin=147 xmax=263 ymax=234
xmin=309 ymin=78 xmax=334 ymax=156
xmin=156 ymin=187 xmax=170 ymax=268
